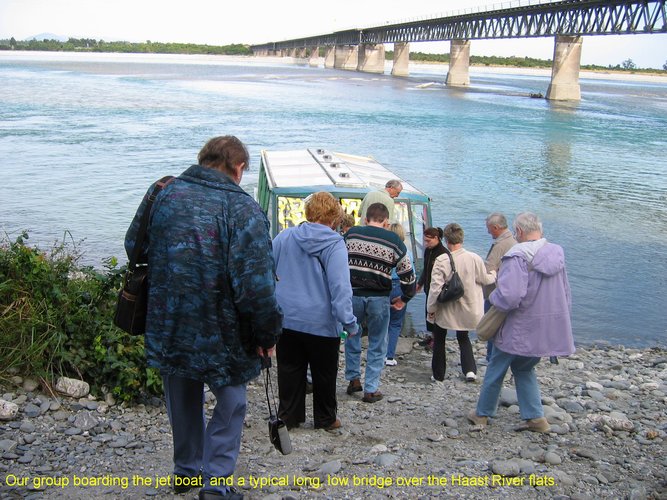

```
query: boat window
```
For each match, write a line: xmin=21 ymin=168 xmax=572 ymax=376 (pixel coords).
xmin=340 ymin=198 xmax=363 ymax=224
xmin=277 ymin=196 xmax=307 ymax=231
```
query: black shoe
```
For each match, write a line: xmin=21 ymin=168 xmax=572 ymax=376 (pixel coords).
xmin=173 ymin=474 xmax=202 ymax=494
xmin=199 ymin=488 xmax=244 ymax=500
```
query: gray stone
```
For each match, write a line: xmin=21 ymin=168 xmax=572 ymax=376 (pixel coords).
xmin=22 ymin=378 xmax=39 ymax=392
xmin=373 ymin=453 xmax=398 ymax=466
xmin=23 ymin=434 xmax=37 ymax=444
xmin=317 ymin=459 xmax=342 ymax=475
xmin=73 ymin=411 xmax=99 ymax=431
xmin=544 ymin=451 xmax=562 ymax=465
xmin=55 ymin=377 xmax=90 ymax=398
xmin=491 ymin=459 xmax=521 ymax=476
xmin=499 ymin=387 xmax=519 ymax=406
xmin=585 ymin=381 xmax=604 ymax=391
xmin=0 ymin=399 xmax=19 ymax=420
xmin=19 ymin=421 xmax=36 ymax=433
xmin=0 ymin=439 xmax=18 ymax=453
xmin=520 ymin=444 xmax=545 ymax=461
xmin=23 ymin=403 xmax=41 ymax=418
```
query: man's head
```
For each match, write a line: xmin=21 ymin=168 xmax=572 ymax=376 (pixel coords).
xmin=305 ymin=191 xmax=342 ymax=228
xmin=365 ymin=202 xmax=390 ymax=227
xmin=385 ymin=180 xmax=403 ymax=199
xmin=513 ymin=212 xmax=543 ymax=242
xmin=485 ymin=212 xmax=509 ymax=239
xmin=198 ymin=135 xmax=250 ymax=184
xmin=443 ymin=223 xmax=464 ymax=245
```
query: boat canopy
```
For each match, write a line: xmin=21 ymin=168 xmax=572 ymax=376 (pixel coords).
xmin=257 ymin=148 xmax=432 ymax=272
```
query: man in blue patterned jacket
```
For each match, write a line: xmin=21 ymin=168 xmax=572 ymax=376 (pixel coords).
xmin=125 ymin=136 xmax=282 ymax=500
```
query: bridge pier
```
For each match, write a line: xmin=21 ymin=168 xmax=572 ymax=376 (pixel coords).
xmin=309 ymin=47 xmax=320 ymax=67
xmin=334 ymin=45 xmax=359 ymax=70
xmin=446 ymin=39 xmax=470 ymax=87
xmin=546 ymin=35 xmax=582 ymax=101
xmin=391 ymin=42 xmax=410 ymax=77
xmin=324 ymin=46 xmax=335 ymax=68
xmin=357 ymin=44 xmax=385 ymax=73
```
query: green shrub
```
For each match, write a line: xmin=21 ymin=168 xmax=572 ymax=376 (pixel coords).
xmin=0 ymin=232 xmax=162 ymax=402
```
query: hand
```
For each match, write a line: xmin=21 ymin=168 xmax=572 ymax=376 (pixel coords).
xmin=427 ymin=312 xmax=435 ymax=322
xmin=257 ymin=346 xmax=275 ymax=358
xmin=390 ymin=296 xmax=406 ymax=311
xmin=416 ymin=284 xmax=423 ymax=294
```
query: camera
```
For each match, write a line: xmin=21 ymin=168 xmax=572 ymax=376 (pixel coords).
xmin=268 ymin=415 xmax=292 ymax=455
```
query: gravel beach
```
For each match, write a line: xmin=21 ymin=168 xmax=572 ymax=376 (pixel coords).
xmin=1 ymin=338 xmax=666 ymax=499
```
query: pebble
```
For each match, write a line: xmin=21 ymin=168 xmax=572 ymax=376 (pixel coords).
xmin=0 ymin=342 xmax=664 ymax=500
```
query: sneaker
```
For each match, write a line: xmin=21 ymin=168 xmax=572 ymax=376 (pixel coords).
xmin=466 ymin=411 xmax=488 ymax=426
xmin=465 ymin=371 xmax=477 ymax=382
xmin=385 ymin=358 xmax=398 ymax=366
xmin=346 ymin=379 xmax=362 ymax=395
xmin=514 ymin=417 xmax=551 ymax=433
xmin=430 ymin=375 xmax=444 ymax=384
xmin=362 ymin=391 xmax=383 ymax=403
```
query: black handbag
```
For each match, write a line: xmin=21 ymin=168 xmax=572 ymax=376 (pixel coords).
xmin=436 ymin=247 xmax=465 ymax=303
xmin=113 ymin=176 xmax=174 ymax=335
xmin=262 ymin=355 xmax=292 ymax=455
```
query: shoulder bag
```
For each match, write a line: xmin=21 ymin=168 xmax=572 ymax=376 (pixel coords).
xmin=436 ymin=247 xmax=465 ymax=303
xmin=476 ymin=305 xmax=507 ymax=341
xmin=113 ymin=176 xmax=174 ymax=335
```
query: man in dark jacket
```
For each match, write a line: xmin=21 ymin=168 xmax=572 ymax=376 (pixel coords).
xmin=125 ymin=136 xmax=282 ymax=500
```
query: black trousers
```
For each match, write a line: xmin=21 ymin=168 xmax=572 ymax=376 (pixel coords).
xmin=276 ymin=328 xmax=340 ymax=429
xmin=431 ymin=323 xmax=477 ymax=381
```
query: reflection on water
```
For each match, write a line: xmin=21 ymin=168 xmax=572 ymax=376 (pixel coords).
xmin=0 ymin=52 xmax=665 ymax=348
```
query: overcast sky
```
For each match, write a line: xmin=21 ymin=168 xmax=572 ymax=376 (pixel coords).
xmin=1 ymin=0 xmax=665 ymax=68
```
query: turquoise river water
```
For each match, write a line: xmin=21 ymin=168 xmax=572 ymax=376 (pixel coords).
xmin=1 ymin=51 xmax=665 ymax=348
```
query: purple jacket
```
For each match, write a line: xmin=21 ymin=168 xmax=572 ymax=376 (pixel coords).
xmin=490 ymin=239 xmax=574 ymax=357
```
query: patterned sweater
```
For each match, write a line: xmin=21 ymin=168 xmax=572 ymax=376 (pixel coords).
xmin=344 ymin=225 xmax=416 ymax=302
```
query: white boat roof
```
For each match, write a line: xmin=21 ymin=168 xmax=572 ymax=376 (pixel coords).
xmin=260 ymin=148 xmax=426 ymax=195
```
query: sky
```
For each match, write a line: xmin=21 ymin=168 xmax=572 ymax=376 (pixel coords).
xmin=0 ymin=0 xmax=665 ymax=69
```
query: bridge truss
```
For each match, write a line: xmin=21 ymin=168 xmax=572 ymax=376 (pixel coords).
xmin=252 ymin=0 xmax=667 ymax=51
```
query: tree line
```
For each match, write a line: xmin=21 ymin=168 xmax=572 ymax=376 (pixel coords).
xmin=2 ymin=37 xmax=665 ymax=73
xmin=0 ymin=37 xmax=252 ymax=55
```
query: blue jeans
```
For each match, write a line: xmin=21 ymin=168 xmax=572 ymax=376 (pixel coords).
xmin=163 ymin=375 xmax=247 ymax=494
xmin=475 ymin=346 xmax=544 ymax=421
xmin=483 ymin=299 xmax=494 ymax=361
xmin=345 ymin=295 xmax=390 ymax=394
xmin=386 ymin=280 xmax=406 ymax=359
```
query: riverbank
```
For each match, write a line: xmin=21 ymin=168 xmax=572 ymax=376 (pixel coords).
xmin=1 ymin=339 xmax=665 ymax=499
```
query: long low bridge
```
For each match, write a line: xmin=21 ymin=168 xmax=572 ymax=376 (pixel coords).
xmin=251 ymin=0 xmax=667 ymax=100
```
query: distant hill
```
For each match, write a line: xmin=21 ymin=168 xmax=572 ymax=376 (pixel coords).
xmin=26 ymin=33 xmax=68 ymax=42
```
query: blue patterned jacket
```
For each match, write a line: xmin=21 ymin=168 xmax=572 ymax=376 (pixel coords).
xmin=125 ymin=165 xmax=283 ymax=387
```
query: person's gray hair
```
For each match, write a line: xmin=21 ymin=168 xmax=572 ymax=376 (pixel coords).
xmin=385 ymin=179 xmax=403 ymax=190
xmin=486 ymin=212 xmax=508 ymax=228
xmin=513 ymin=212 xmax=543 ymax=234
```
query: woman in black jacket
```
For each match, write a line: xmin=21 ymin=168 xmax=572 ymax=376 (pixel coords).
xmin=417 ymin=227 xmax=446 ymax=334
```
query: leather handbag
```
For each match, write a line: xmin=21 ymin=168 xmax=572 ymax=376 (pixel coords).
xmin=476 ymin=305 xmax=507 ymax=341
xmin=113 ymin=176 xmax=174 ymax=335
xmin=436 ymin=247 xmax=465 ymax=303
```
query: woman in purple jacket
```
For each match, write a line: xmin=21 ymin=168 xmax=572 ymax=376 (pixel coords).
xmin=468 ymin=212 xmax=574 ymax=433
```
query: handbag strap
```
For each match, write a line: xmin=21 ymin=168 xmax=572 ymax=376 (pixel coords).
xmin=441 ymin=246 xmax=457 ymax=273
xmin=262 ymin=355 xmax=279 ymax=419
xmin=128 ymin=176 xmax=175 ymax=270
